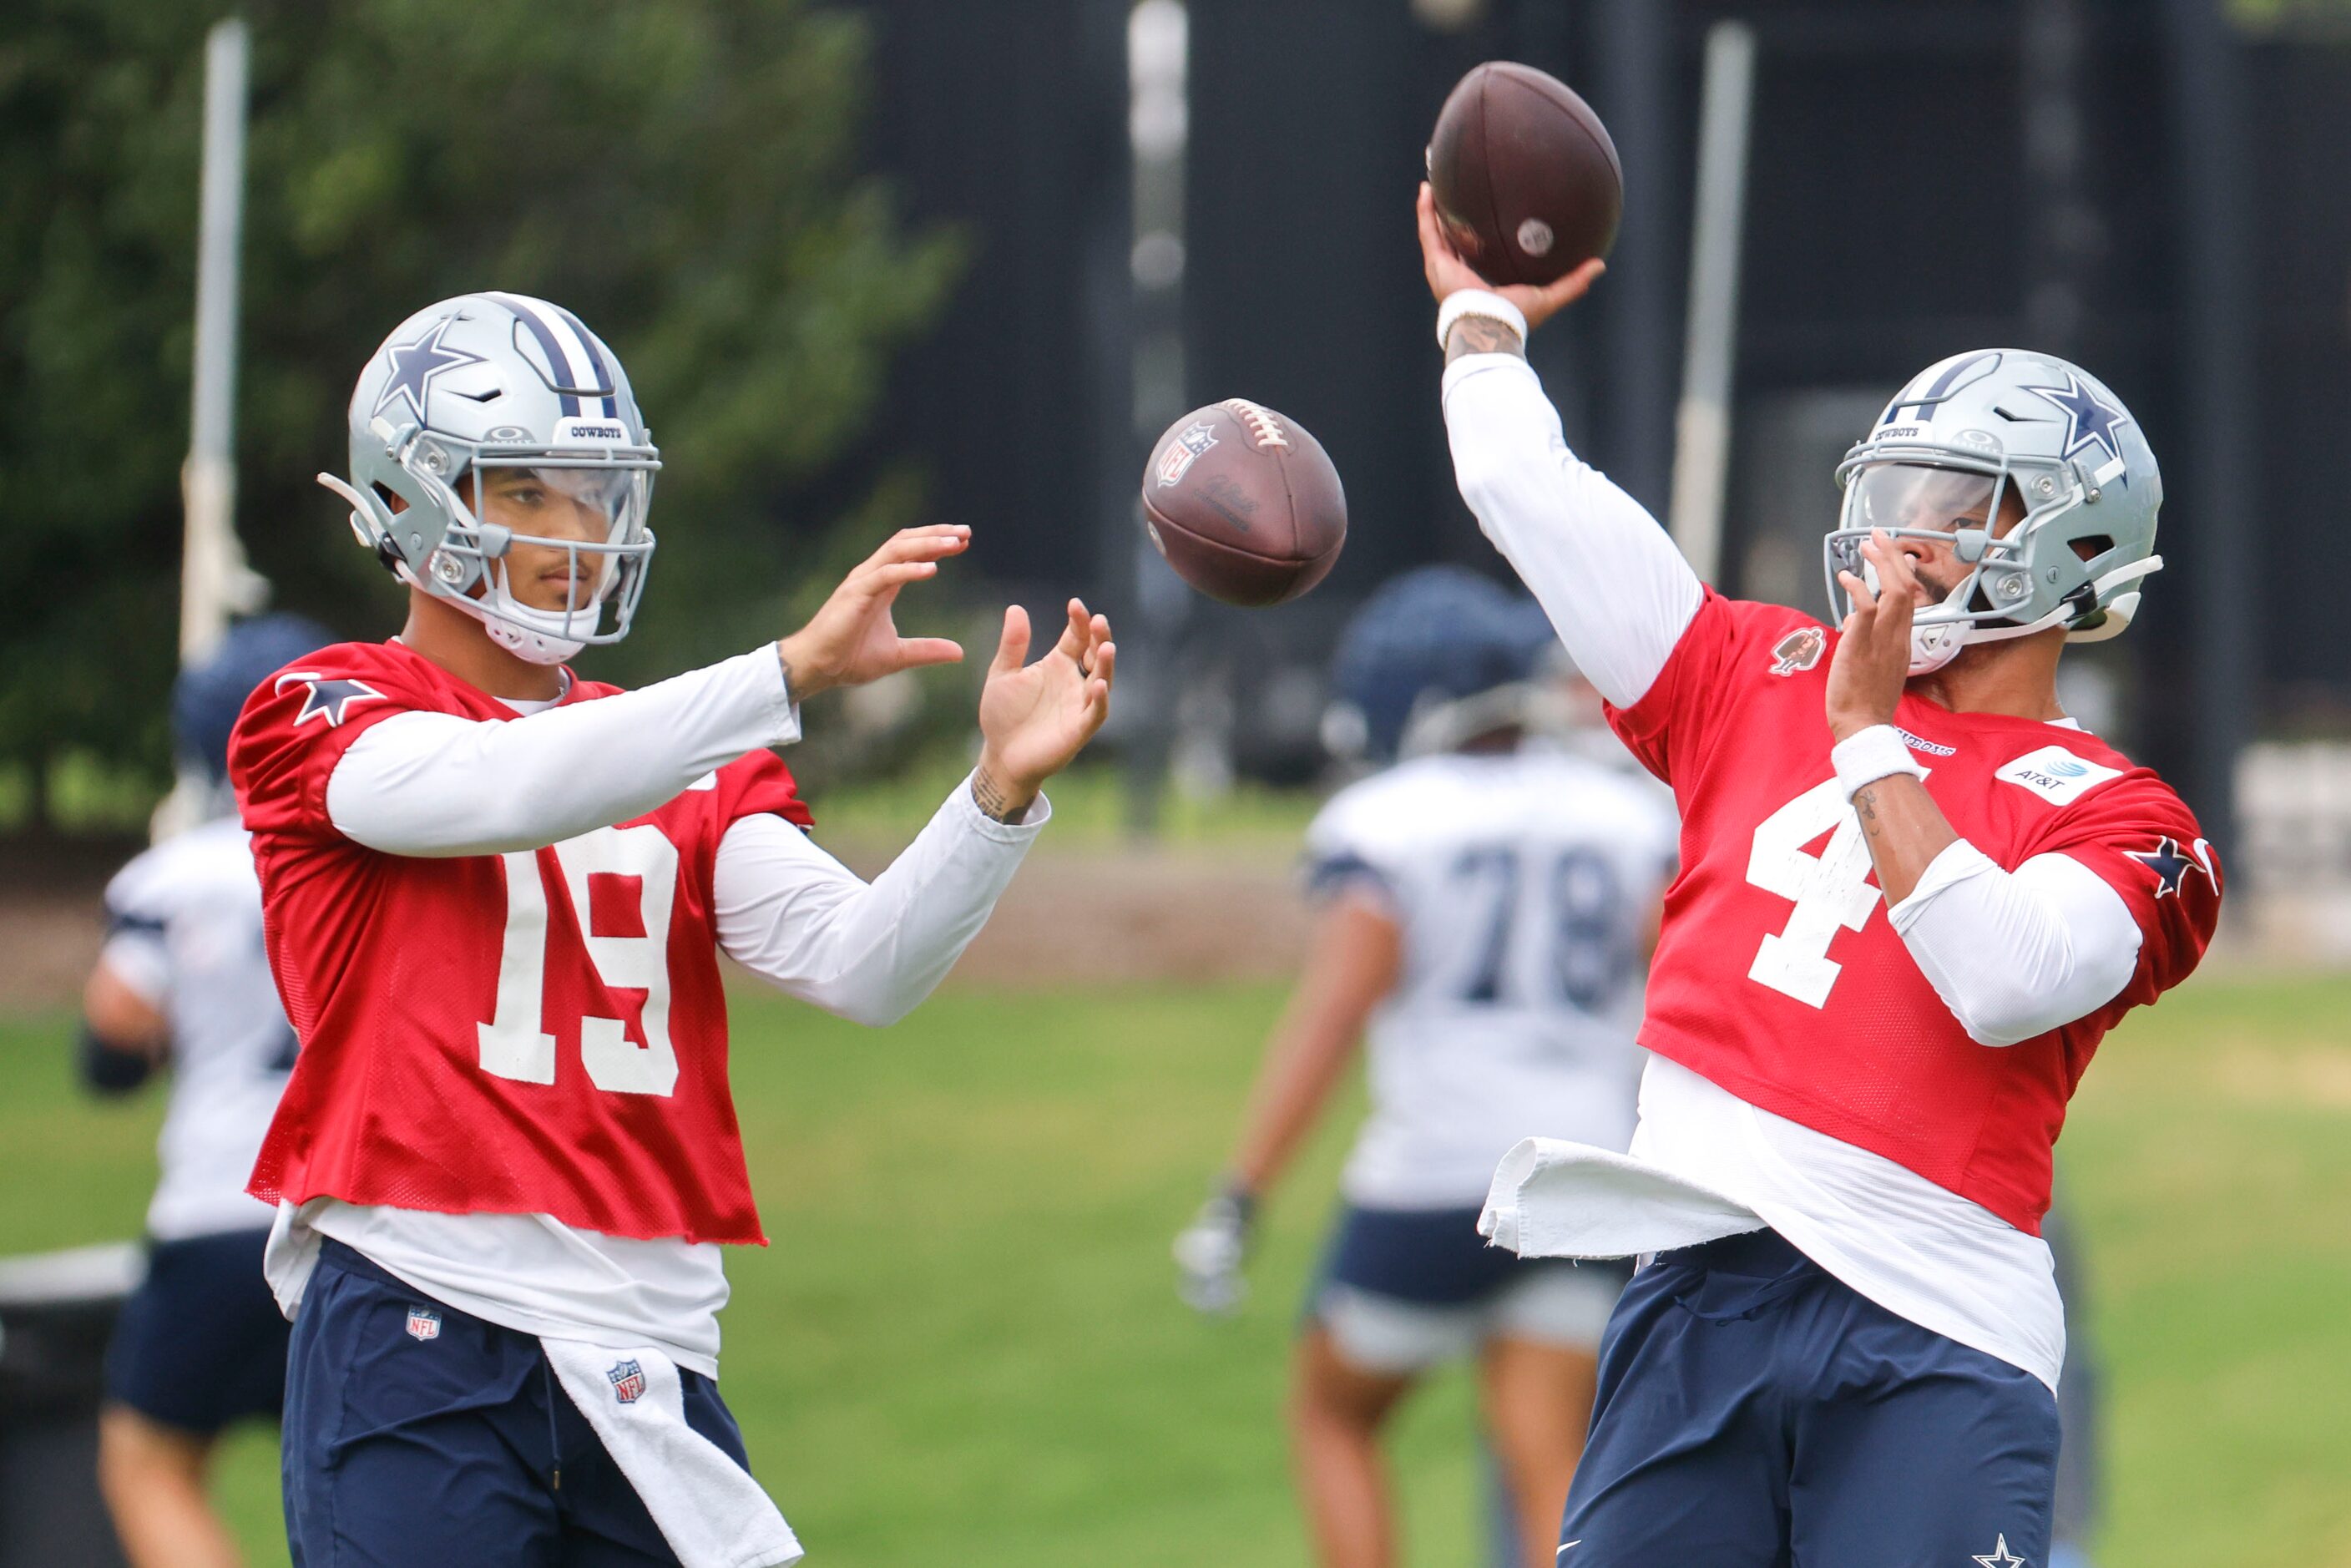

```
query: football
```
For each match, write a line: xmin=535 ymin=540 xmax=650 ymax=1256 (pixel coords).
xmin=1426 ymin=61 xmax=1622 ymax=286
xmin=1140 ymin=399 xmax=1347 ymax=608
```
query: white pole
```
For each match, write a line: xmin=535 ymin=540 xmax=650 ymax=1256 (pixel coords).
xmin=161 ymin=18 xmax=266 ymax=841
xmin=182 ymin=16 xmax=266 ymax=667
xmin=1667 ymin=20 xmax=1757 ymax=585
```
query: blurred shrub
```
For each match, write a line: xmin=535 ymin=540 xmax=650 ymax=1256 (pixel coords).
xmin=0 ymin=0 xmax=959 ymax=826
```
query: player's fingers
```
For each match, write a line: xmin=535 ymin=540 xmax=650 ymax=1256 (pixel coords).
xmin=1859 ymin=533 xmax=1924 ymax=615
xmin=1541 ymin=257 xmax=1607 ymax=310
xmin=862 ymin=526 xmax=969 ymax=572
xmin=895 ymin=636 xmax=964 ymax=668
xmin=864 ymin=559 xmax=941 ymax=593
xmin=1417 ymin=183 xmax=1464 ymax=290
xmin=988 ymin=604 xmax=1030 ymax=678
xmin=1090 ymin=640 xmax=1117 ymax=695
xmin=1856 ymin=534 xmax=1904 ymax=599
xmin=1838 ymin=569 xmax=1877 ymax=616
xmin=1416 ymin=181 xmax=1442 ymax=255
xmin=1051 ymin=597 xmax=1091 ymax=663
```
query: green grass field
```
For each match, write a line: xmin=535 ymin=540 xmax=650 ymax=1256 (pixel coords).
xmin=4 ymin=971 xmax=2349 ymax=1565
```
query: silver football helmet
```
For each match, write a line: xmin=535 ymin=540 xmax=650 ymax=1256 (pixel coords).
xmin=321 ymin=293 xmax=660 ymax=664
xmin=1826 ymin=349 xmax=2162 ymax=675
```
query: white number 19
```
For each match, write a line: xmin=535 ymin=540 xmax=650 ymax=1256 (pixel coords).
xmin=478 ymin=824 xmax=681 ymax=1095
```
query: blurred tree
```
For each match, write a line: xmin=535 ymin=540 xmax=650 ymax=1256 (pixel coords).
xmin=0 ymin=0 xmax=960 ymax=826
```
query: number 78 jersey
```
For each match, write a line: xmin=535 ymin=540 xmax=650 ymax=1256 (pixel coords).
xmin=230 ymin=640 xmax=811 ymax=1246
xmin=1608 ymin=592 xmax=2218 ymax=1237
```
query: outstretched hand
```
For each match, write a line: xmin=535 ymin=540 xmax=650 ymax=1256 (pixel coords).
xmin=776 ymin=526 xmax=970 ymax=701
xmin=1415 ymin=182 xmax=1605 ymax=335
xmin=973 ymin=599 xmax=1115 ymax=822
xmin=1826 ymin=530 xmax=1922 ymax=742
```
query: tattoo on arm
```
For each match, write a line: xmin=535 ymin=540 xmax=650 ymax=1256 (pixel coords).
xmin=1444 ymin=315 xmax=1527 ymax=366
xmin=969 ymin=768 xmax=1030 ymax=825
xmin=774 ymin=646 xmax=796 ymax=699
xmin=1852 ymin=783 xmax=1881 ymax=837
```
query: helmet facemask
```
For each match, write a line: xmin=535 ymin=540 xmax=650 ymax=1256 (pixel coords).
xmin=326 ymin=423 xmax=659 ymax=665
xmin=1823 ymin=455 xmax=2151 ymax=676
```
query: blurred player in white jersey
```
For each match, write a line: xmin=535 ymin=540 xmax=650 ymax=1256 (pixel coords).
xmin=79 ymin=614 xmax=334 ymax=1568
xmin=1176 ymin=567 xmax=1676 ymax=1568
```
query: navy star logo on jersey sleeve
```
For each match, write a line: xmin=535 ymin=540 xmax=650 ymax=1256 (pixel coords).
xmin=2020 ymin=370 xmax=2130 ymax=471
xmin=2127 ymin=835 xmax=2217 ymax=898
xmin=372 ymin=315 xmax=486 ymax=426
xmin=275 ymin=671 xmax=386 ymax=727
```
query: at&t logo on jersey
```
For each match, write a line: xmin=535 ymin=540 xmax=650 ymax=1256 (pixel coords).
xmin=1994 ymin=745 xmax=2123 ymax=805
xmin=607 ymin=1358 xmax=646 ymax=1404
xmin=405 ymin=1306 xmax=442 ymax=1342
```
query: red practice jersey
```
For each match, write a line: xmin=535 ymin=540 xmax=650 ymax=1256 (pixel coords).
xmin=230 ymin=640 xmax=812 ymax=1245
xmin=1609 ymin=592 xmax=2219 ymax=1234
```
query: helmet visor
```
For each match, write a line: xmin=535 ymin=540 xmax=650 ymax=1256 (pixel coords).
xmin=1824 ymin=463 xmax=2031 ymax=630
xmin=473 ymin=461 xmax=645 ymax=611
xmin=1840 ymin=462 xmax=2008 ymax=539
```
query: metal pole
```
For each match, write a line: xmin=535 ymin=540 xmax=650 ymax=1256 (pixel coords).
xmin=2161 ymin=0 xmax=2255 ymax=866
xmin=161 ymin=18 xmax=266 ymax=840
xmin=1595 ymin=0 xmax=1677 ymax=517
xmin=1122 ymin=0 xmax=1191 ymax=835
xmin=2020 ymin=0 xmax=2091 ymax=357
xmin=1667 ymin=20 xmax=1756 ymax=585
xmin=184 ymin=18 xmax=267 ymax=662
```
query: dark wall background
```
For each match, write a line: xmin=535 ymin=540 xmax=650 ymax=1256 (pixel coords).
xmin=847 ymin=0 xmax=2351 ymax=827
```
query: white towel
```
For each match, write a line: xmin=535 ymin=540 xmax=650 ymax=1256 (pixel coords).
xmin=543 ymin=1339 xmax=803 ymax=1568
xmin=1479 ymin=1136 xmax=1763 ymax=1259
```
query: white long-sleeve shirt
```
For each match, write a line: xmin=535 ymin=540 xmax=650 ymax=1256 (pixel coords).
xmin=268 ymin=651 xmax=1045 ymax=1373
xmin=1443 ymin=347 xmax=2137 ymax=1390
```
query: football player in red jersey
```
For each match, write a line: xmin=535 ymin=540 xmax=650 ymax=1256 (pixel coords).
xmin=231 ymin=293 xmax=1113 ymax=1567
xmin=1415 ymin=189 xmax=2217 ymax=1565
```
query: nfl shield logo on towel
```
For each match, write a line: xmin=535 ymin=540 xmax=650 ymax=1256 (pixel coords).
xmin=607 ymin=1359 xmax=646 ymax=1404
xmin=405 ymin=1307 xmax=441 ymax=1342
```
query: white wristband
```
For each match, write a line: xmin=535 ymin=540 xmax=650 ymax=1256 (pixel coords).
xmin=1831 ymin=725 xmax=1927 ymax=803
xmin=1436 ymin=289 xmax=1528 ymax=352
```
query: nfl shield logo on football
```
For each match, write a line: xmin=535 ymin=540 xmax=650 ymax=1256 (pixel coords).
xmin=1155 ymin=421 xmax=1218 ymax=488
xmin=405 ymin=1307 xmax=442 ymax=1342
xmin=607 ymin=1358 xmax=647 ymax=1405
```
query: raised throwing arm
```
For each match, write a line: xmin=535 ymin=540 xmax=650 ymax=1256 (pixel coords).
xmin=1420 ymin=185 xmax=1702 ymax=708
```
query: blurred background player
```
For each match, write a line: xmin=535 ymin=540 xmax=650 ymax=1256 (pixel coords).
xmin=80 ymin=613 xmax=334 ymax=1568
xmin=1175 ymin=566 xmax=1676 ymax=1568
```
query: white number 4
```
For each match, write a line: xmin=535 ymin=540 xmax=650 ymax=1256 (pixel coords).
xmin=1743 ymin=773 xmax=1921 ymax=1009
xmin=479 ymin=824 xmax=680 ymax=1095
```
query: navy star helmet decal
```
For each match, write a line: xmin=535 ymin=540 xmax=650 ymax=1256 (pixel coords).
xmin=275 ymin=671 xmax=386 ymax=728
xmin=2020 ymin=370 xmax=2131 ymax=472
xmin=372 ymin=315 xmax=486 ymax=426
xmin=2126 ymin=835 xmax=2217 ymax=899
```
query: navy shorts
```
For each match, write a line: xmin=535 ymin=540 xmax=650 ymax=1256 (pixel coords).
xmin=105 ymin=1227 xmax=289 ymax=1436
xmin=1319 ymin=1204 xmax=1615 ymax=1306
xmin=282 ymin=1240 xmax=751 ymax=1568
xmin=1559 ymin=1228 xmax=2060 ymax=1567
xmin=1307 ymin=1206 xmax=1630 ymax=1373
